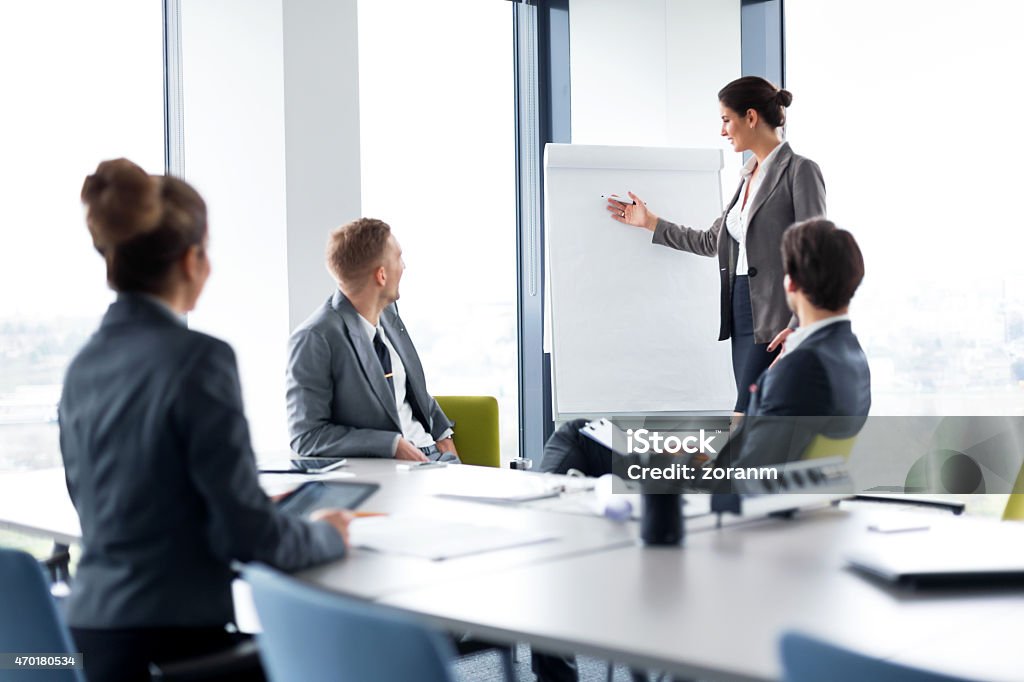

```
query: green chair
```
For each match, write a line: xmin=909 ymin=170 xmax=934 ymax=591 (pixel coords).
xmin=1002 ymin=458 xmax=1024 ymax=520
xmin=434 ymin=396 xmax=500 ymax=468
xmin=802 ymin=433 xmax=857 ymax=460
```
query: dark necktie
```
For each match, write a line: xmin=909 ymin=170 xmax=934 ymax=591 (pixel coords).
xmin=373 ymin=330 xmax=395 ymax=395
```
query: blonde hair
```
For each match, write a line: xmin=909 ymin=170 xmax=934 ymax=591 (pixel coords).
xmin=325 ymin=218 xmax=392 ymax=286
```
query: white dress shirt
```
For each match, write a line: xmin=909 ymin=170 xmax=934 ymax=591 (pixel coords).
xmin=358 ymin=314 xmax=449 ymax=454
xmin=726 ymin=142 xmax=787 ymax=274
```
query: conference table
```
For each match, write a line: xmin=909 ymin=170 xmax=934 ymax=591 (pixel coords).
xmin=379 ymin=506 xmax=1024 ymax=681
xmin=1 ymin=460 xmax=1021 ymax=681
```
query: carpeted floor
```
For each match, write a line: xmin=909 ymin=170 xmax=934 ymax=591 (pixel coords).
xmin=452 ymin=643 xmax=669 ymax=681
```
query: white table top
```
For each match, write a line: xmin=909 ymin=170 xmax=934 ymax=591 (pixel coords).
xmin=5 ymin=463 xmax=1022 ymax=681
xmin=0 ymin=461 xmax=641 ymax=598
xmin=288 ymin=460 xmax=641 ymax=599
xmin=379 ymin=506 xmax=1024 ymax=681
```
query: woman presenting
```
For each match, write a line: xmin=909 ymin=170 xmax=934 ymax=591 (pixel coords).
xmin=608 ymin=76 xmax=825 ymax=416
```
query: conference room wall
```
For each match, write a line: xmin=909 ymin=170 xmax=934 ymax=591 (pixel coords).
xmin=181 ymin=0 xmax=361 ymax=456
xmin=568 ymin=0 xmax=743 ymax=181
xmin=542 ymin=0 xmax=742 ymax=359
xmin=282 ymin=0 xmax=362 ymax=334
xmin=180 ymin=0 xmax=518 ymax=459
xmin=357 ymin=1 xmax=519 ymax=461
xmin=180 ymin=0 xmax=292 ymax=456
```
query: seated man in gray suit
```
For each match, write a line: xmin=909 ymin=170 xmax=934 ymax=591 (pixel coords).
xmin=287 ymin=218 xmax=458 ymax=462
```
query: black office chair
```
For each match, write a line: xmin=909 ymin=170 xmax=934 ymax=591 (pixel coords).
xmin=148 ymin=640 xmax=263 ymax=682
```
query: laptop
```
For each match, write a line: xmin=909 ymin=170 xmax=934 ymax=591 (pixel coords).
xmin=846 ymin=522 xmax=1024 ymax=587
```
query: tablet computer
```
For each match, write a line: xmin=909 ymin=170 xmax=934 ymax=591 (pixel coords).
xmin=290 ymin=457 xmax=348 ymax=473
xmin=277 ymin=481 xmax=380 ymax=516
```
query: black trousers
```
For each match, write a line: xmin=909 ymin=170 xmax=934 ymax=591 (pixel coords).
xmin=538 ymin=419 xmax=611 ymax=477
xmin=730 ymin=275 xmax=779 ymax=413
xmin=71 ymin=626 xmax=262 ymax=682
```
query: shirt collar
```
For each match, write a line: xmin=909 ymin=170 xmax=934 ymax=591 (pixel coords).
xmin=136 ymin=293 xmax=187 ymax=325
xmin=785 ymin=313 xmax=851 ymax=354
xmin=357 ymin=313 xmax=382 ymax=342
xmin=740 ymin=140 xmax=788 ymax=178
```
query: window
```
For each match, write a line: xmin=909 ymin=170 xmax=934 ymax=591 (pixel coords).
xmin=786 ymin=1 xmax=1024 ymax=414
xmin=177 ymin=0 xmax=292 ymax=456
xmin=358 ymin=0 xmax=519 ymax=460
xmin=0 ymin=1 xmax=165 ymax=471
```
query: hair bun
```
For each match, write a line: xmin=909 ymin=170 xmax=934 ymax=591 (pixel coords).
xmin=776 ymin=88 xmax=793 ymax=108
xmin=81 ymin=158 xmax=161 ymax=252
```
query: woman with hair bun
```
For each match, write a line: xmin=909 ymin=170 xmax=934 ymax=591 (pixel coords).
xmin=61 ymin=158 xmax=352 ymax=681
xmin=609 ymin=76 xmax=826 ymax=417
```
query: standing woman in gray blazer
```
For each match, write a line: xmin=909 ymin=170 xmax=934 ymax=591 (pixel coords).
xmin=608 ymin=76 xmax=826 ymax=416
xmin=60 ymin=159 xmax=352 ymax=681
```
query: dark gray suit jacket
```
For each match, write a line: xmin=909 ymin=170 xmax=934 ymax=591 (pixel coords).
xmin=58 ymin=294 xmax=345 ymax=629
xmin=651 ymin=142 xmax=826 ymax=344
xmin=286 ymin=290 xmax=452 ymax=458
xmin=715 ymin=320 xmax=871 ymax=472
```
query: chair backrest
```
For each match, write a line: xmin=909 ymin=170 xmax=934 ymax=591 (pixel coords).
xmin=0 ymin=548 xmax=84 ymax=682
xmin=434 ymin=395 xmax=500 ymax=468
xmin=780 ymin=632 xmax=969 ymax=682
xmin=802 ymin=433 xmax=857 ymax=461
xmin=244 ymin=563 xmax=455 ymax=682
xmin=1004 ymin=494 xmax=1024 ymax=521
xmin=1003 ymin=456 xmax=1024 ymax=520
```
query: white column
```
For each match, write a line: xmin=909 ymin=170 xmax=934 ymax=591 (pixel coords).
xmin=282 ymin=0 xmax=362 ymax=332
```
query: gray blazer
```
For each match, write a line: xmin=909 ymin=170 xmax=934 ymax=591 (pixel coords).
xmin=59 ymin=294 xmax=345 ymax=629
xmin=651 ymin=142 xmax=826 ymax=344
xmin=287 ymin=290 xmax=452 ymax=458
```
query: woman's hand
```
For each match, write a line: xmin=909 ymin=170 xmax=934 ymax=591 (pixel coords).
xmin=312 ymin=509 xmax=354 ymax=548
xmin=607 ymin=192 xmax=658 ymax=232
xmin=767 ymin=328 xmax=794 ymax=368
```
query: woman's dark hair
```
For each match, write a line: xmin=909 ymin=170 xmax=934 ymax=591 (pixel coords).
xmin=781 ymin=219 xmax=865 ymax=311
xmin=718 ymin=76 xmax=792 ymax=128
xmin=81 ymin=159 xmax=207 ymax=294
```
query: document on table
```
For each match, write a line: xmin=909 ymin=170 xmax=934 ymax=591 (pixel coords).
xmin=435 ymin=473 xmax=593 ymax=505
xmin=350 ymin=515 xmax=556 ymax=561
xmin=436 ymin=488 xmax=565 ymax=504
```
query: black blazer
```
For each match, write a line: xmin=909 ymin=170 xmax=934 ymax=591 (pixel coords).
xmin=716 ymin=320 xmax=871 ymax=470
xmin=59 ymin=294 xmax=345 ymax=629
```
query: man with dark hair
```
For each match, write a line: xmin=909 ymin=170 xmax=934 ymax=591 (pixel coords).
xmin=714 ymin=217 xmax=871 ymax=469
xmin=539 ymin=217 xmax=870 ymax=475
xmin=286 ymin=218 xmax=458 ymax=462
